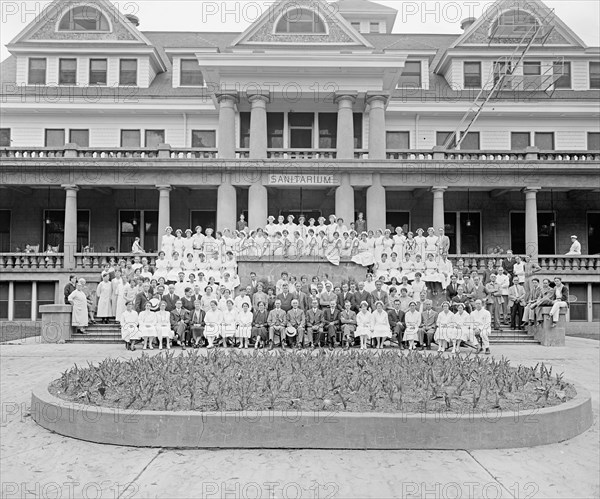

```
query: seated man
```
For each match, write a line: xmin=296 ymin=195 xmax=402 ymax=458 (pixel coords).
xmin=388 ymin=299 xmax=406 ymax=348
xmin=267 ymin=299 xmax=287 ymax=349
xmin=170 ymin=299 xmax=190 ymax=349
xmin=470 ymin=299 xmax=491 ymax=355
xmin=319 ymin=282 xmax=338 ymax=310
xmin=451 ymin=286 xmax=472 ymax=313
xmin=322 ymin=300 xmax=340 ymax=348
xmin=286 ymin=299 xmax=306 ymax=348
xmin=522 ymin=277 xmax=541 ymax=325
xmin=305 ymin=299 xmax=324 ymax=348
xmin=340 ymin=301 xmax=357 ymax=349
xmin=549 ymin=277 xmax=569 ymax=327
xmin=418 ymin=299 xmax=438 ymax=350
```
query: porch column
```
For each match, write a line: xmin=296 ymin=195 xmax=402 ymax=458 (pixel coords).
xmin=524 ymin=187 xmax=541 ymax=259
xmin=335 ymin=173 xmax=355 ymax=227
xmin=335 ymin=92 xmax=357 ymax=159
xmin=366 ymin=173 xmax=386 ymax=231
xmin=156 ymin=185 xmax=171 ymax=238
xmin=432 ymin=186 xmax=447 ymax=231
xmin=62 ymin=184 xmax=78 ymax=269
xmin=248 ymin=181 xmax=268 ymax=230
xmin=216 ymin=91 xmax=239 ymax=159
xmin=248 ymin=92 xmax=270 ymax=159
xmin=366 ymin=93 xmax=388 ymax=160
xmin=217 ymin=174 xmax=237 ymax=231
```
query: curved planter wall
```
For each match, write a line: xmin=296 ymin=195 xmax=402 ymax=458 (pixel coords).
xmin=31 ymin=383 xmax=593 ymax=450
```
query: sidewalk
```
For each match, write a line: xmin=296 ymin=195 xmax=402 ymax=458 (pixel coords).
xmin=1 ymin=338 xmax=598 ymax=499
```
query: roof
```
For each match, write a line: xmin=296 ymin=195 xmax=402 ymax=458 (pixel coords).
xmin=330 ymin=0 xmax=398 ymax=15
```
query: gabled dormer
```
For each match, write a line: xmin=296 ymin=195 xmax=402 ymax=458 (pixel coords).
xmin=331 ymin=0 xmax=398 ymax=34
xmin=7 ymin=0 xmax=166 ymax=88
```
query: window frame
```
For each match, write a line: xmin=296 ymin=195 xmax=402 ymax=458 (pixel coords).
xmin=45 ymin=129 xmax=66 ymax=147
xmin=43 ymin=209 xmax=90 ymax=251
xmin=191 ymin=130 xmax=216 ymax=148
xmin=587 ymin=132 xmax=600 ymax=151
xmin=534 ymin=132 xmax=555 ymax=151
xmin=57 ymin=6 xmax=111 ymax=32
xmin=179 ymin=59 xmax=205 ymax=87
xmin=69 ymin=129 xmax=90 ymax=148
xmin=0 ymin=128 xmax=10 ymax=147
xmin=590 ymin=62 xmax=600 ymax=89
xmin=28 ymin=57 xmax=46 ymax=85
xmin=386 ymin=131 xmax=410 ymax=150
xmin=553 ymin=61 xmax=571 ymax=90
xmin=0 ymin=210 xmax=11 ymax=253
xmin=463 ymin=61 xmax=482 ymax=89
xmin=58 ymin=58 xmax=77 ymax=85
xmin=121 ymin=129 xmax=141 ymax=148
xmin=288 ymin=112 xmax=315 ymax=149
xmin=274 ymin=8 xmax=327 ymax=34
xmin=118 ymin=210 xmax=159 ymax=253
xmin=144 ymin=129 xmax=165 ymax=148
xmin=119 ymin=59 xmax=138 ymax=86
xmin=89 ymin=58 xmax=108 ymax=86
xmin=511 ymin=132 xmax=531 ymax=150
xmin=397 ymin=60 xmax=422 ymax=88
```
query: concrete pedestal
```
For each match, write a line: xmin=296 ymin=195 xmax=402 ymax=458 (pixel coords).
xmin=39 ymin=305 xmax=73 ymax=344
xmin=539 ymin=306 xmax=567 ymax=346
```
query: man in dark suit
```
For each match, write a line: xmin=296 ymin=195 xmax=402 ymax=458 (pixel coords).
xmin=354 ymin=282 xmax=372 ymax=311
xmin=170 ymin=300 xmax=190 ymax=349
xmin=388 ymin=299 xmax=406 ymax=348
xmin=419 ymin=300 xmax=438 ymax=349
xmin=64 ymin=275 xmax=77 ymax=304
xmin=276 ymin=283 xmax=295 ymax=312
xmin=322 ymin=300 xmax=340 ymax=348
xmin=502 ymin=250 xmax=516 ymax=278
xmin=305 ymin=299 xmax=324 ymax=348
xmin=162 ymin=284 xmax=180 ymax=312
xmin=134 ymin=282 xmax=152 ymax=313
xmin=248 ymin=272 xmax=259 ymax=297
xmin=293 ymin=282 xmax=310 ymax=311
xmin=337 ymin=282 xmax=354 ymax=312
xmin=445 ymin=275 xmax=459 ymax=302
xmin=451 ymin=286 xmax=472 ymax=313
xmin=370 ymin=280 xmax=389 ymax=310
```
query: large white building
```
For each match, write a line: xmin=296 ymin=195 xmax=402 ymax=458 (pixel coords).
xmin=0 ymin=0 xmax=599 ymax=329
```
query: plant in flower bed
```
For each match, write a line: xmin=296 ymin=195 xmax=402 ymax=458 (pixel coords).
xmin=49 ymin=351 xmax=576 ymax=414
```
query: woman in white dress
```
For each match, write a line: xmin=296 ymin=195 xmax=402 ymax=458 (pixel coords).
xmin=382 ymin=230 xmax=394 ymax=257
xmin=392 ymin=228 xmax=406 ymax=258
xmin=222 ymin=252 xmax=238 ymax=284
xmin=363 ymin=273 xmax=377 ymax=294
xmin=388 ymin=252 xmax=402 ymax=281
xmin=355 ymin=301 xmax=372 ymax=350
xmin=206 ymin=253 xmax=222 ymax=283
xmin=161 ymin=227 xmax=175 ymax=258
xmin=452 ymin=303 xmax=473 ymax=353
xmin=95 ymin=273 xmax=113 ymax=324
xmin=114 ymin=274 xmax=128 ymax=323
xmin=120 ymin=301 xmax=141 ymax=350
xmin=203 ymin=300 xmax=222 ymax=348
xmin=373 ymin=229 xmax=385 ymax=262
xmin=138 ymin=301 xmax=157 ymax=350
xmin=182 ymin=229 xmax=195 ymax=257
xmin=435 ymin=302 xmax=456 ymax=352
xmin=218 ymin=289 xmax=233 ymax=312
xmin=221 ymin=299 xmax=237 ymax=347
xmin=236 ymin=302 xmax=253 ymax=348
xmin=424 ymin=227 xmax=439 ymax=257
xmin=192 ymin=226 xmax=205 ymax=257
xmin=404 ymin=232 xmax=418 ymax=260
xmin=371 ymin=301 xmax=391 ymax=349
xmin=167 ymin=252 xmax=183 ymax=283
xmin=352 ymin=233 xmax=376 ymax=268
xmin=203 ymin=228 xmax=217 ymax=259
xmin=437 ymin=255 xmax=453 ymax=288
xmin=414 ymin=228 xmax=426 ymax=260
xmin=68 ymin=281 xmax=89 ymax=335
xmin=155 ymin=300 xmax=173 ymax=350
xmin=153 ymin=251 xmax=169 ymax=281
xmin=411 ymin=272 xmax=427 ymax=297
xmin=375 ymin=253 xmax=392 ymax=281
xmin=403 ymin=301 xmax=421 ymax=350
xmin=423 ymin=253 xmax=443 ymax=294
xmin=172 ymin=229 xmax=185 ymax=257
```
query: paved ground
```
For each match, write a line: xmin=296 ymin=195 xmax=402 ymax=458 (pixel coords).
xmin=1 ymin=337 xmax=598 ymax=499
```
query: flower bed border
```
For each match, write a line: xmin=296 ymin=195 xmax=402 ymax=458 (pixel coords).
xmin=31 ymin=381 xmax=593 ymax=450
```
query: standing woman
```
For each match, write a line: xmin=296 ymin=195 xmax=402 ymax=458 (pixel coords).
xmin=114 ymin=274 xmax=129 ymax=323
xmin=68 ymin=281 xmax=89 ymax=335
xmin=96 ymin=273 xmax=113 ymax=324
xmin=404 ymin=232 xmax=418 ymax=260
xmin=424 ymin=228 xmax=439 ymax=258
xmin=138 ymin=301 xmax=157 ymax=350
xmin=120 ymin=301 xmax=140 ymax=350
xmin=203 ymin=300 xmax=222 ymax=349
xmin=173 ymin=229 xmax=185 ymax=257
xmin=154 ymin=251 xmax=169 ymax=281
xmin=355 ymin=301 xmax=373 ymax=350
xmin=155 ymin=300 xmax=173 ymax=350
xmin=370 ymin=300 xmax=391 ymax=349
xmin=236 ymin=302 xmax=253 ymax=349
xmin=161 ymin=227 xmax=175 ymax=257
xmin=111 ymin=270 xmax=123 ymax=317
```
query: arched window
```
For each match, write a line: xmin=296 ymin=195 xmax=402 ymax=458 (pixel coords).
xmin=58 ymin=6 xmax=110 ymax=31
xmin=275 ymin=8 xmax=326 ymax=34
xmin=492 ymin=9 xmax=538 ymax=35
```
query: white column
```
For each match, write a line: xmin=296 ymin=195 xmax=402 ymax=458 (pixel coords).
xmin=217 ymin=174 xmax=237 ymax=232
xmin=524 ymin=187 xmax=541 ymax=259
xmin=8 ymin=282 xmax=14 ymax=322
xmin=335 ymin=92 xmax=357 ymax=159
xmin=366 ymin=93 xmax=388 ymax=160
xmin=156 ymin=185 xmax=172 ymax=238
xmin=248 ymin=181 xmax=268 ymax=230
xmin=249 ymin=92 xmax=270 ymax=159
xmin=31 ymin=282 xmax=37 ymax=321
xmin=216 ymin=92 xmax=239 ymax=159
xmin=432 ymin=186 xmax=447 ymax=232
xmin=61 ymin=185 xmax=78 ymax=270
xmin=335 ymin=173 xmax=355 ymax=227
xmin=366 ymin=173 xmax=386 ymax=231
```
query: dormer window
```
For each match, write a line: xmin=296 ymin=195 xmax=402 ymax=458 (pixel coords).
xmin=58 ymin=6 xmax=110 ymax=31
xmin=275 ymin=8 xmax=326 ymax=34
xmin=491 ymin=9 xmax=538 ymax=38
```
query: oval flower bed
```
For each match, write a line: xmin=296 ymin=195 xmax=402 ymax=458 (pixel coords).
xmin=49 ymin=351 xmax=576 ymax=414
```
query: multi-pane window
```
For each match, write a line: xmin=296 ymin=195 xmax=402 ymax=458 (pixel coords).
xmin=370 ymin=22 xmax=380 ymax=33
xmin=240 ymin=113 xmax=251 ymax=149
xmin=58 ymin=6 xmax=109 ymax=31
xmin=318 ymin=113 xmax=337 ymax=149
xmin=191 ymin=130 xmax=216 ymax=148
xmin=436 ymin=131 xmax=456 ymax=149
xmin=386 ymin=131 xmax=410 ymax=149
xmin=119 ymin=59 xmax=137 ymax=86
xmin=398 ymin=61 xmax=422 ymax=88
xmin=45 ymin=129 xmax=65 ymax=147
xmin=589 ymin=62 xmax=600 ymax=89
xmin=510 ymin=212 xmax=556 ymax=255
xmin=267 ymin=113 xmax=284 ymax=148
xmin=0 ymin=283 xmax=8 ymax=320
xmin=353 ymin=114 xmax=363 ymax=149
xmin=120 ymin=211 xmax=158 ymax=252
xmin=588 ymin=213 xmax=600 ymax=255
xmin=0 ymin=128 xmax=10 ymax=147
xmin=593 ymin=284 xmax=600 ymax=322
xmin=553 ymin=61 xmax=571 ymax=89
xmin=69 ymin=129 xmax=89 ymax=147
xmin=28 ymin=58 xmax=46 ymax=84
xmin=464 ymin=62 xmax=482 ymax=88
xmin=460 ymin=132 xmax=480 ymax=150
xmin=89 ymin=59 xmax=107 ymax=85
xmin=534 ymin=132 xmax=554 ymax=150
xmin=289 ymin=113 xmax=314 ymax=148
xmin=523 ymin=61 xmax=541 ymax=90
xmin=0 ymin=210 xmax=10 ymax=252
xmin=180 ymin=59 xmax=204 ymax=86
xmin=121 ymin=130 xmax=141 ymax=147
xmin=588 ymin=132 xmax=600 ymax=151
xmin=44 ymin=210 xmax=90 ymax=251
xmin=145 ymin=130 xmax=165 ymax=147
xmin=37 ymin=283 xmax=56 ymax=319
xmin=275 ymin=8 xmax=326 ymax=33
xmin=568 ymin=284 xmax=588 ymax=321
xmin=58 ymin=59 xmax=77 ymax=85
xmin=511 ymin=132 xmax=530 ymax=150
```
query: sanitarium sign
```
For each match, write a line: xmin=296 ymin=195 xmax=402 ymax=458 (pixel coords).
xmin=268 ymin=174 xmax=339 ymax=186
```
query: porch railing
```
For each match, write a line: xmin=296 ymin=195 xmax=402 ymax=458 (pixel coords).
xmin=266 ymin=149 xmax=337 ymax=159
xmin=0 ymin=253 xmax=64 ymax=269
